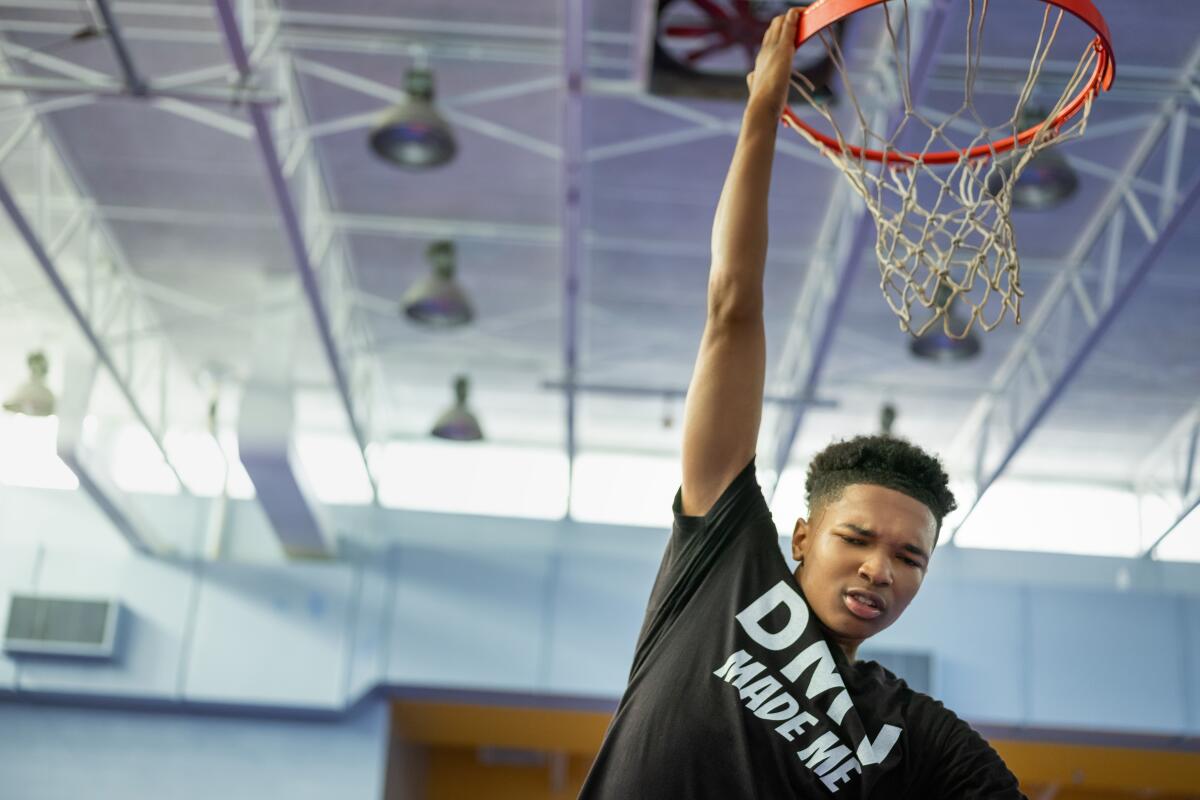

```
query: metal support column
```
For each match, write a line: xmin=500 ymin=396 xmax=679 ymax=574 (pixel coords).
xmin=561 ymin=0 xmax=586 ymax=517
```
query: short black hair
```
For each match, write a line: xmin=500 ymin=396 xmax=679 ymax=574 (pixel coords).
xmin=804 ymin=435 xmax=957 ymax=537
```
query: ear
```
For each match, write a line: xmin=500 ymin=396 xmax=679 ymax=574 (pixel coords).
xmin=791 ymin=517 xmax=810 ymax=562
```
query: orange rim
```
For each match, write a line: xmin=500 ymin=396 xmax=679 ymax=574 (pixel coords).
xmin=782 ymin=0 xmax=1116 ymax=166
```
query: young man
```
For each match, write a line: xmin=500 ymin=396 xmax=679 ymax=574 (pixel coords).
xmin=579 ymin=9 xmax=1025 ymax=798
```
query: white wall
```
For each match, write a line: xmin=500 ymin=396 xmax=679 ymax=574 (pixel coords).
xmin=0 ymin=698 xmax=389 ymax=800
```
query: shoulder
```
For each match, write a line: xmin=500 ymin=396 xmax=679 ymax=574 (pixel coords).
xmin=852 ymin=662 xmax=1024 ymax=798
xmin=671 ymin=457 xmax=771 ymax=540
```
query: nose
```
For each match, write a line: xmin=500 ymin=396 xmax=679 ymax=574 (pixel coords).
xmin=858 ymin=554 xmax=893 ymax=587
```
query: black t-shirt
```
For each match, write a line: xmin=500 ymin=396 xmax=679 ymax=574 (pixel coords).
xmin=579 ymin=459 xmax=1025 ymax=799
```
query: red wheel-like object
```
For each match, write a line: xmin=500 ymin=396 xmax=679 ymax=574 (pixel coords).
xmin=781 ymin=0 xmax=1116 ymax=165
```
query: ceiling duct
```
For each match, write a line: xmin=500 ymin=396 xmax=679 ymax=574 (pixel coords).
xmin=238 ymin=282 xmax=336 ymax=559
xmin=56 ymin=352 xmax=162 ymax=554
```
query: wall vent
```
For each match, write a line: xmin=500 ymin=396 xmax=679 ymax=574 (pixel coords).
xmin=857 ymin=649 xmax=933 ymax=695
xmin=3 ymin=594 xmax=121 ymax=659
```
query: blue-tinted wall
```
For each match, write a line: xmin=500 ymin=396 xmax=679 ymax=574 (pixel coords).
xmin=0 ymin=698 xmax=388 ymax=800
xmin=1 ymin=482 xmax=1199 ymax=776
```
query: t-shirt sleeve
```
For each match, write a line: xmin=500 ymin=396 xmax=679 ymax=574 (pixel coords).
xmin=628 ymin=457 xmax=772 ymax=676
xmin=909 ymin=698 xmax=1026 ymax=799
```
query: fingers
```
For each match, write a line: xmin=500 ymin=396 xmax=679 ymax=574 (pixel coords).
xmin=762 ymin=12 xmax=782 ymax=46
xmin=785 ymin=6 xmax=801 ymax=45
xmin=762 ymin=8 xmax=801 ymax=49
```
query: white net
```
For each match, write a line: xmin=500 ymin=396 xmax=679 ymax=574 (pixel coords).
xmin=785 ymin=0 xmax=1103 ymax=338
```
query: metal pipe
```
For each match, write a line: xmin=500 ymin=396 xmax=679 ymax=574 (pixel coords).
xmin=967 ymin=168 xmax=1200 ymax=531
xmin=560 ymin=0 xmax=586 ymax=518
xmin=91 ymin=0 xmax=148 ymax=96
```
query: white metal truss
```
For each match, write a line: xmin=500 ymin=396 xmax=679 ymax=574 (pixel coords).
xmin=0 ymin=58 xmax=199 ymax=550
xmin=85 ymin=202 xmax=825 ymax=263
xmin=943 ymin=44 xmax=1200 ymax=543
xmin=1 ymin=0 xmax=1197 ymax=539
xmin=0 ymin=31 xmax=279 ymax=138
xmin=287 ymin=55 xmax=562 ymax=161
xmin=212 ymin=0 xmax=382 ymax=502
xmin=1135 ymin=400 xmax=1200 ymax=558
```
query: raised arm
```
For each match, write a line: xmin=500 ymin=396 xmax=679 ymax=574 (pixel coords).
xmin=680 ymin=10 xmax=799 ymax=516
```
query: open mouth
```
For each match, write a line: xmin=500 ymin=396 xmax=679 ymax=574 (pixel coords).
xmin=843 ymin=589 xmax=885 ymax=620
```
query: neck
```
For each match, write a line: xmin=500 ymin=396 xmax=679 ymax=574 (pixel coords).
xmin=791 ymin=564 xmax=861 ymax=663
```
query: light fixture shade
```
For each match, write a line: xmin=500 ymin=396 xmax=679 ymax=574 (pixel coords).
xmin=879 ymin=403 xmax=897 ymax=435
xmin=402 ymin=241 xmax=474 ymax=327
xmin=985 ymin=106 xmax=1080 ymax=210
xmin=369 ymin=67 xmax=457 ymax=169
xmin=431 ymin=375 xmax=483 ymax=441
xmin=3 ymin=351 xmax=55 ymax=416
xmin=908 ymin=286 xmax=982 ymax=362
xmin=987 ymin=148 xmax=1079 ymax=210
xmin=908 ymin=328 xmax=981 ymax=362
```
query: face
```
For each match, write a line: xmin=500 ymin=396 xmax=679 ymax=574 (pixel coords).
xmin=791 ymin=483 xmax=937 ymax=661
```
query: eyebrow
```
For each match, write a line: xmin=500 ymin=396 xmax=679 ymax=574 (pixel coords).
xmin=839 ymin=524 xmax=930 ymax=562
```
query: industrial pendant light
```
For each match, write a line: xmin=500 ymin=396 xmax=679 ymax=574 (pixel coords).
xmin=909 ymin=285 xmax=981 ymax=362
xmin=431 ymin=375 xmax=483 ymax=441
xmin=986 ymin=106 xmax=1080 ymax=210
xmin=3 ymin=351 xmax=55 ymax=416
xmin=879 ymin=403 xmax=897 ymax=436
xmin=402 ymin=241 xmax=474 ymax=327
xmin=369 ymin=66 xmax=457 ymax=169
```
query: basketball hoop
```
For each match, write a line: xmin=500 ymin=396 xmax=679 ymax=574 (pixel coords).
xmin=781 ymin=0 xmax=1115 ymax=339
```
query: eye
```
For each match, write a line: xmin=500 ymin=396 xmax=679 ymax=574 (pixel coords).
xmin=839 ymin=536 xmax=866 ymax=547
xmin=901 ymin=556 xmax=922 ymax=568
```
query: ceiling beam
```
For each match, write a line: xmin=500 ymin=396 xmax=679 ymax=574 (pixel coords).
xmin=764 ymin=0 xmax=954 ymax=500
xmin=0 ymin=68 xmax=193 ymax=498
xmin=212 ymin=0 xmax=378 ymax=503
xmin=2 ymin=4 xmax=1182 ymax=86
